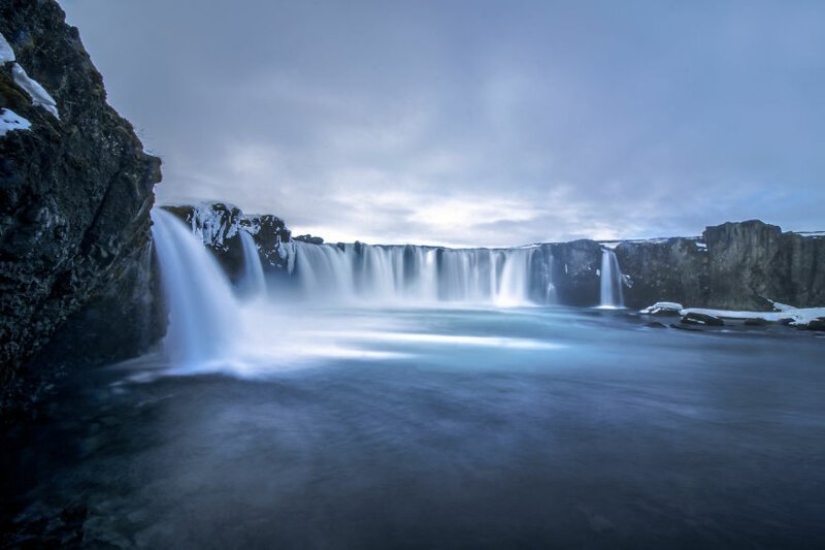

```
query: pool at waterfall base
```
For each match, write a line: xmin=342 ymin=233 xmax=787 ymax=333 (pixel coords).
xmin=2 ymin=305 xmax=823 ymax=548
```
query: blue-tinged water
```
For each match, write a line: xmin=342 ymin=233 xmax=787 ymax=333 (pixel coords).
xmin=2 ymin=306 xmax=824 ymax=548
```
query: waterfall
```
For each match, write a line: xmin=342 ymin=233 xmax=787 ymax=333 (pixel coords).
xmin=151 ymin=209 xmax=240 ymax=369
xmin=293 ymin=242 xmax=537 ymax=306
xmin=239 ymin=230 xmax=266 ymax=299
xmin=494 ymin=248 xmax=533 ymax=307
xmin=599 ymin=249 xmax=625 ymax=308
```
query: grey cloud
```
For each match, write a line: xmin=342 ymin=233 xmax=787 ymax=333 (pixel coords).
xmin=59 ymin=0 xmax=825 ymax=245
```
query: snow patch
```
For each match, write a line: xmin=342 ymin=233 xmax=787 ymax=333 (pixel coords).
xmin=640 ymin=302 xmax=683 ymax=315
xmin=787 ymin=308 xmax=825 ymax=326
xmin=189 ymin=204 xmax=240 ymax=247
xmin=680 ymin=308 xmax=780 ymax=321
xmin=0 ymin=31 xmax=15 ymax=64
xmin=11 ymin=63 xmax=60 ymax=119
xmin=679 ymin=305 xmax=825 ymax=327
xmin=0 ymin=108 xmax=31 ymax=137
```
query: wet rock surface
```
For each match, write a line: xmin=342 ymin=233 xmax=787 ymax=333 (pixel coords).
xmin=617 ymin=221 xmax=825 ymax=311
xmin=0 ymin=0 xmax=163 ymax=413
xmin=162 ymin=203 xmax=293 ymax=283
xmin=680 ymin=312 xmax=725 ymax=327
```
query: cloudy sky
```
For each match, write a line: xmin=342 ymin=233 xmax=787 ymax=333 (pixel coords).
xmin=58 ymin=0 xmax=824 ymax=246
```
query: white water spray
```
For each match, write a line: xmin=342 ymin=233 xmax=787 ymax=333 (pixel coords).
xmin=151 ymin=209 xmax=240 ymax=369
xmin=599 ymin=249 xmax=624 ymax=308
xmin=239 ymin=230 xmax=266 ymax=300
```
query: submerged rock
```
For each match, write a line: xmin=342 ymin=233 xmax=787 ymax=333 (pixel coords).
xmin=680 ymin=312 xmax=725 ymax=327
xmin=0 ymin=0 xmax=163 ymax=402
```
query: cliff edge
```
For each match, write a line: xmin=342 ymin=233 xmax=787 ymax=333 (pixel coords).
xmin=0 ymin=0 xmax=163 ymax=405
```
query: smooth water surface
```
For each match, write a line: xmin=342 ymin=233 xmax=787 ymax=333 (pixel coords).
xmin=2 ymin=307 xmax=824 ymax=548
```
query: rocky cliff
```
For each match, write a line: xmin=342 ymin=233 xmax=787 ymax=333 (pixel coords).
xmin=617 ymin=221 xmax=825 ymax=310
xmin=163 ymin=203 xmax=294 ymax=282
xmin=0 ymin=0 xmax=163 ymax=405
xmin=176 ymin=206 xmax=822 ymax=312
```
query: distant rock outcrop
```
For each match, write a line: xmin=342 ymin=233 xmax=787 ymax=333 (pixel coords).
xmin=0 ymin=0 xmax=163 ymax=402
xmin=617 ymin=221 xmax=825 ymax=310
xmin=162 ymin=203 xmax=293 ymax=283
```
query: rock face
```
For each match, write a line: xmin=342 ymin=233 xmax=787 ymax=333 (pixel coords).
xmin=163 ymin=203 xmax=293 ymax=283
xmin=530 ymin=241 xmax=604 ymax=306
xmin=615 ymin=238 xmax=708 ymax=309
xmin=618 ymin=221 xmax=825 ymax=310
xmin=704 ymin=221 xmax=825 ymax=310
xmin=0 ymin=0 xmax=163 ymax=397
xmin=170 ymin=207 xmax=822 ymax=311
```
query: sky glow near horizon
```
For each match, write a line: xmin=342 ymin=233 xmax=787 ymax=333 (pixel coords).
xmin=57 ymin=0 xmax=825 ymax=247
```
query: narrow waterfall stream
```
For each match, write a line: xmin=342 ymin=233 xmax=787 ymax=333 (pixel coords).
xmin=239 ymin=230 xmax=267 ymax=300
xmin=599 ymin=248 xmax=625 ymax=308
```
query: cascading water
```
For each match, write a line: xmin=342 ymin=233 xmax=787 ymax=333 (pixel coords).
xmin=494 ymin=248 xmax=533 ymax=307
xmin=599 ymin=248 xmax=625 ymax=308
xmin=293 ymin=242 xmax=537 ymax=306
xmin=239 ymin=230 xmax=266 ymax=300
xmin=151 ymin=209 xmax=240 ymax=369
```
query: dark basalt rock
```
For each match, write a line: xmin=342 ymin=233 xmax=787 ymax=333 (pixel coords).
xmin=704 ymin=221 xmax=825 ymax=310
xmin=680 ymin=312 xmax=724 ymax=327
xmin=0 ymin=0 xmax=163 ymax=406
xmin=544 ymin=240 xmax=602 ymax=307
xmin=162 ymin=203 xmax=293 ymax=283
xmin=800 ymin=318 xmax=825 ymax=332
xmin=251 ymin=214 xmax=292 ymax=270
xmin=295 ymin=234 xmax=324 ymax=245
xmin=163 ymin=203 xmax=247 ymax=282
xmin=616 ymin=238 xmax=708 ymax=309
xmin=616 ymin=221 xmax=825 ymax=311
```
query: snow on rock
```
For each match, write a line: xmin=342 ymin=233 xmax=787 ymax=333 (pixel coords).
xmin=0 ymin=31 xmax=15 ymax=64
xmin=189 ymin=203 xmax=240 ymax=248
xmin=679 ymin=305 xmax=825 ymax=328
xmin=11 ymin=62 xmax=60 ymax=119
xmin=680 ymin=308 xmax=778 ymax=321
xmin=765 ymin=299 xmax=797 ymax=313
xmin=0 ymin=108 xmax=31 ymax=137
xmin=786 ymin=308 xmax=825 ymax=328
xmin=640 ymin=302 xmax=683 ymax=315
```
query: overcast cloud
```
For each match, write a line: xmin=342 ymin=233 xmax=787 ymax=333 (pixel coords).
xmin=58 ymin=0 xmax=825 ymax=246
